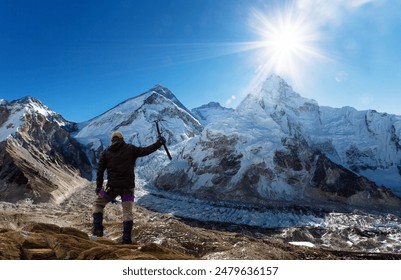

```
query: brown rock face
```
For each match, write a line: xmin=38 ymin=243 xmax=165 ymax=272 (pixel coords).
xmin=0 ymin=99 xmax=91 ymax=203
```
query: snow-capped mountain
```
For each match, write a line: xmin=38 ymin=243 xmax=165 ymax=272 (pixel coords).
xmin=310 ymin=107 xmax=401 ymax=195
xmin=73 ymin=84 xmax=203 ymax=176
xmin=191 ymin=102 xmax=236 ymax=126
xmin=237 ymin=75 xmax=401 ymax=197
xmin=154 ymin=75 xmax=401 ymax=212
xmin=1 ymin=75 xmax=401 ymax=215
xmin=0 ymin=97 xmax=67 ymax=141
xmin=0 ymin=97 xmax=90 ymax=203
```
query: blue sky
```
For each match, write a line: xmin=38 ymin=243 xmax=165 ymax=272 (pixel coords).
xmin=1 ymin=0 xmax=401 ymax=122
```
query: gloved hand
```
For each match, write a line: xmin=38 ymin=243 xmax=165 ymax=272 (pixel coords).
xmin=157 ymin=136 xmax=166 ymax=145
xmin=95 ymin=185 xmax=102 ymax=195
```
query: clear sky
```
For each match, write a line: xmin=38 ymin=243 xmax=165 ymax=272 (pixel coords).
xmin=1 ymin=0 xmax=401 ymax=122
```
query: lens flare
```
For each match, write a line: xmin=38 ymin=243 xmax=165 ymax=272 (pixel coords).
xmin=131 ymin=5 xmax=328 ymax=101
xmin=247 ymin=6 xmax=328 ymax=91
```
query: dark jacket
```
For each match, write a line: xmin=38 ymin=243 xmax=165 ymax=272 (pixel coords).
xmin=96 ymin=139 xmax=162 ymax=190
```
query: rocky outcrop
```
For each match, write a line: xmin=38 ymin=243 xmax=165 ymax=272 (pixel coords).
xmin=2 ymin=182 xmax=401 ymax=260
xmin=2 ymin=218 xmax=401 ymax=260
xmin=0 ymin=223 xmax=193 ymax=260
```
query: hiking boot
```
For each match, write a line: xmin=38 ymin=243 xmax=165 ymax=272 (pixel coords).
xmin=92 ymin=228 xmax=103 ymax=237
xmin=92 ymin=212 xmax=104 ymax=237
xmin=122 ymin=220 xmax=133 ymax=244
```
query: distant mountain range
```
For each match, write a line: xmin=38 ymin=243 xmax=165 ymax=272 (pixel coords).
xmin=1 ymin=75 xmax=401 ymax=213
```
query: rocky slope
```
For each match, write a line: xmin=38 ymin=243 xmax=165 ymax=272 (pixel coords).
xmin=0 ymin=97 xmax=90 ymax=203
xmin=1 ymin=182 xmax=401 ymax=260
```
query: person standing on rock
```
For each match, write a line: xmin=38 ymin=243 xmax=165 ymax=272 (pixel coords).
xmin=92 ymin=131 xmax=165 ymax=244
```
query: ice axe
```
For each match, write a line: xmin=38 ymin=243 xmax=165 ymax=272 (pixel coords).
xmin=154 ymin=120 xmax=172 ymax=160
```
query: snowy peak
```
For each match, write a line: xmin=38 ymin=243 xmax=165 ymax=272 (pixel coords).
xmin=74 ymin=85 xmax=203 ymax=177
xmin=191 ymin=102 xmax=236 ymax=126
xmin=12 ymin=96 xmax=50 ymax=115
xmin=0 ymin=96 xmax=90 ymax=203
xmin=150 ymin=84 xmax=172 ymax=95
xmin=259 ymin=74 xmax=293 ymax=98
xmin=241 ymin=74 xmax=319 ymax=111
xmin=149 ymin=84 xmax=190 ymax=114
xmin=237 ymin=75 xmax=321 ymax=137
xmin=150 ymin=84 xmax=177 ymax=102
xmin=13 ymin=96 xmax=68 ymax=127
xmin=75 ymin=85 xmax=201 ymax=145
xmin=261 ymin=74 xmax=295 ymax=96
xmin=1 ymin=96 xmax=63 ymax=141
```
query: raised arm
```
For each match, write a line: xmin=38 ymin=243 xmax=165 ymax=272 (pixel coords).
xmin=133 ymin=138 xmax=164 ymax=158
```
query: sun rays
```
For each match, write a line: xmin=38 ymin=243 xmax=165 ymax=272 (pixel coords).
xmin=246 ymin=6 xmax=328 ymax=92
xmin=134 ymin=4 xmax=328 ymax=101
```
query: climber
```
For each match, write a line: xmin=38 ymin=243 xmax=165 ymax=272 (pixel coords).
xmin=92 ymin=131 xmax=165 ymax=244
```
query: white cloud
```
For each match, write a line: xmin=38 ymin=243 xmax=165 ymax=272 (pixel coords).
xmin=348 ymin=0 xmax=376 ymax=8
xmin=335 ymin=71 xmax=349 ymax=83
xmin=295 ymin=0 xmax=381 ymax=27
xmin=225 ymin=95 xmax=237 ymax=106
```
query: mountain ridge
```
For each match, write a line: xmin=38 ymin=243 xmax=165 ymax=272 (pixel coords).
xmin=1 ymin=75 xmax=401 ymax=214
xmin=2 ymin=75 xmax=401 ymax=260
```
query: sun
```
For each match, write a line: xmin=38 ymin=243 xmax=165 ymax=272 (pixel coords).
xmin=270 ymin=23 xmax=304 ymax=57
xmin=247 ymin=6 xmax=327 ymax=90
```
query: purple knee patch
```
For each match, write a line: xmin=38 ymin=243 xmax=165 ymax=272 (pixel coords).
xmin=98 ymin=190 xmax=107 ymax=197
xmin=98 ymin=190 xmax=117 ymax=204
xmin=121 ymin=195 xmax=135 ymax=202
